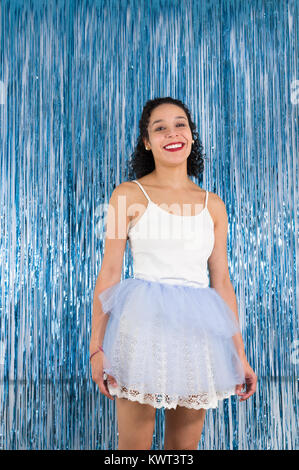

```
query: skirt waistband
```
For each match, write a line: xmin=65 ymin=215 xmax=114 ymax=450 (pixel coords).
xmin=133 ymin=274 xmax=208 ymax=289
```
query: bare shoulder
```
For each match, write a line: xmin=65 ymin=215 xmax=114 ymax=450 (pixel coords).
xmin=110 ymin=180 xmax=136 ymax=195
xmin=207 ymin=190 xmax=227 ymax=210
xmin=108 ymin=180 xmax=138 ymax=205
xmin=206 ymin=191 xmax=229 ymax=227
xmin=108 ymin=180 xmax=147 ymax=224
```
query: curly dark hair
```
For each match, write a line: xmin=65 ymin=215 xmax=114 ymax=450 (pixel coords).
xmin=128 ymin=97 xmax=207 ymax=180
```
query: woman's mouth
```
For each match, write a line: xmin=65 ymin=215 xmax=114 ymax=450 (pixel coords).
xmin=163 ymin=143 xmax=185 ymax=152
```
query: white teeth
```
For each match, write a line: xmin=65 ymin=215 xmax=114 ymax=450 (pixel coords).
xmin=165 ymin=143 xmax=184 ymax=149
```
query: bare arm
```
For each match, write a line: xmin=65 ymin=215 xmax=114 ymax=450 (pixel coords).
xmin=89 ymin=182 xmax=133 ymax=355
xmin=207 ymin=194 xmax=246 ymax=361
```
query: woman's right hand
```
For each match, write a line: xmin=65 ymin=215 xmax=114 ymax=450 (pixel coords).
xmin=90 ymin=352 xmax=118 ymax=401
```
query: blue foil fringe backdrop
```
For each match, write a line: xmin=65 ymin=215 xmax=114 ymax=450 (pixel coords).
xmin=0 ymin=0 xmax=298 ymax=450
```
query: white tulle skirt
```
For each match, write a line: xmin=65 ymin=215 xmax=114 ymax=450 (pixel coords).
xmin=98 ymin=277 xmax=245 ymax=410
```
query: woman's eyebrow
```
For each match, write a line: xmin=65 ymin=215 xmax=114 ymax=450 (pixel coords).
xmin=151 ymin=116 xmax=187 ymax=126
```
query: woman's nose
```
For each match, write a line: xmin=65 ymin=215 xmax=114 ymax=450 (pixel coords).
xmin=166 ymin=130 xmax=179 ymax=138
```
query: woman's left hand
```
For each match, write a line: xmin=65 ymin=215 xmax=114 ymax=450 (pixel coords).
xmin=235 ymin=358 xmax=258 ymax=402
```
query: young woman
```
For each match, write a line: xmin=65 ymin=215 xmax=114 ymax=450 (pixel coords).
xmin=90 ymin=97 xmax=257 ymax=450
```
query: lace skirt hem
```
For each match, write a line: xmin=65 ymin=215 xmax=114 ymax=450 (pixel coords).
xmin=107 ymin=383 xmax=238 ymax=410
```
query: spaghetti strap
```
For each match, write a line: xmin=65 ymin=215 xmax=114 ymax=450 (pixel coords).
xmin=132 ymin=180 xmax=151 ymax=202
xmin=204 ymin=190 xmax=209 ymax=208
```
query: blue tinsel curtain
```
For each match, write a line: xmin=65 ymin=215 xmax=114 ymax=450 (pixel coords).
xmin=0 ymin=0 xmax=298 ymax=450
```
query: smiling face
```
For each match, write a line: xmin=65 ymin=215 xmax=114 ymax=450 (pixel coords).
xmin=143 ymin=104 xmax=193 ymax=164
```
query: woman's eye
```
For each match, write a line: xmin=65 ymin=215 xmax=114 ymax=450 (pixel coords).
xmin=155 ymin=123 xmax=186 ymax=131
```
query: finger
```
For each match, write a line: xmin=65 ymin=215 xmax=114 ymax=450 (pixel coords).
xmin=239 ymin=389 xmax=255 ymax=401
xmin=236 ymin=381 xmax=254 ymax=400
xmin=101 ymin=386 xmax=115 ymax=400
xmin=104 ymin=379 xmax=116 ymax=399
xmin=235 ymin=383 xmax=246 ymax=395
xmin=235 ymin=383 xmax=245 ymax=390
xmin=243 ymin=380 xmax=256 ymax=395
xmin=239 ymin=395 xmax=250 ymax=401
xmin=98 ymin=380 xmax=115 ymax=400
xmin=107 ymin=374 xmax=118 ymax=386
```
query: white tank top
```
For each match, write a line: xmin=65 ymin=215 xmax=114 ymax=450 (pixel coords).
xmin=127 ymin=180 xmax=215 ymax=288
